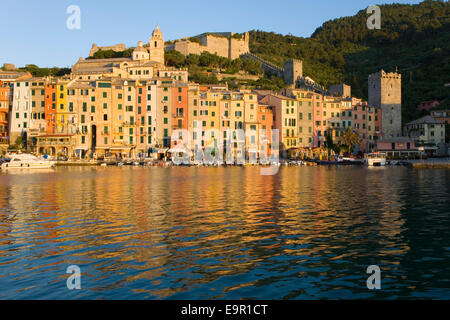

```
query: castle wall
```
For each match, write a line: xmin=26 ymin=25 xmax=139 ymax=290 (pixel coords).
xmin=202 ymin=35 xmax=230 ymax=58
xmin=172 ymin=41 xmax=201 ymax=56
xmin=229 ymin=34 xmax=250 ymax=59
xmin=165 ymin=32 xmax=250 ymax=60
xmin=89 ymin=44 xmax=126 ymax=57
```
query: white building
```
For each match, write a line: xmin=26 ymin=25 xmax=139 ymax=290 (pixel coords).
xmin=9 ymin=80 xmax=32 ymax=144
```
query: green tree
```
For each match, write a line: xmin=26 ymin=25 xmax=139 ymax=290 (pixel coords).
xmin=342 ymin=128 xmax=361 ymax=154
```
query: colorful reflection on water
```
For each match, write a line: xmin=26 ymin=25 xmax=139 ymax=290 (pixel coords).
xmin=0 ymin=166 xmax=449 ymax=299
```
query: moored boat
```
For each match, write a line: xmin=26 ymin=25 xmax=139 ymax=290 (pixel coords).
xmin=1 ymin=154 xmax=55 ymax=170
xmin=364 ymin=152 xmax=387 ymax=167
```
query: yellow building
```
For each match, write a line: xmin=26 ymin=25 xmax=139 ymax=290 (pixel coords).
xmin=260 ymin=93 xmax=298 ymax=152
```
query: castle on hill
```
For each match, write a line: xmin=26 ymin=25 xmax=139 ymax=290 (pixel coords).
xmin=165 ymin=32 xmax=250 ymax=60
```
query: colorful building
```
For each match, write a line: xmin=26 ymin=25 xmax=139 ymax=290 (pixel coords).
xmin=0 ymin=81 xmax=10 ymax=148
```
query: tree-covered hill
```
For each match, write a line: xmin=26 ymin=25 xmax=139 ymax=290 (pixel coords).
xmin=249 ymin=0 xmax=450 ymax=121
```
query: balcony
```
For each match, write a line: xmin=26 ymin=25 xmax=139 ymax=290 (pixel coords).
xmin=173 ymin=113 xmax=184 ymax=118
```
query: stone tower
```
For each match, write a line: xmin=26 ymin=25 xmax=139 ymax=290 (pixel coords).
xmin=149 ymin=25 xmax=165 ymax=65
xmin=368 ymin=70 xmax=402 ymax=138
xmin=284 ymin=59 xmax=303 ymax=87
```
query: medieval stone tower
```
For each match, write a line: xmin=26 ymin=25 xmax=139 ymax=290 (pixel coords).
xmin=368 ymin=70 xmax=402 ymax=138
xmin=284 ymin=59 xmax=303 ymax=87
xmin=149 ymin=25 xmax=165 ymax=65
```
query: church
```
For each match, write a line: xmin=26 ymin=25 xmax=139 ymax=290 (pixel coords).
xmin=71 ymin=26 xmax=187 ymax=82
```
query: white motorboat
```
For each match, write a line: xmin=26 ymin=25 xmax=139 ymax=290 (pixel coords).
xmin=365 ymin=152 xmax=387 ymax=167
xmin=1 ymin=153 xmax=56 ymax=170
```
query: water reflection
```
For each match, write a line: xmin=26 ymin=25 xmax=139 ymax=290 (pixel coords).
xmin=0 ymin=166 xmax=449 ymax=299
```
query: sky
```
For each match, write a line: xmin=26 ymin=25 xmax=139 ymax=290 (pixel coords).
xmin=1 ymin=0 xmax=423 ymax=68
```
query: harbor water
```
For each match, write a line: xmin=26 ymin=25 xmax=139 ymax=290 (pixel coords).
xmin=0 ymin=166 xmax=449 ymax=299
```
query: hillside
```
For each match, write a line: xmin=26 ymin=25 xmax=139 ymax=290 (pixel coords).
xmin=249 ymin=0 xmax=450 ymax=121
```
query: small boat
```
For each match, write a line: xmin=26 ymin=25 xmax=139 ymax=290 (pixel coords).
xmin=100 ymin=163 xmax=108 ymax=167
xmin=365 ymin=152 xmax=387 ymax=167
xmin=1 ymin=153 xmax=55 ymax=170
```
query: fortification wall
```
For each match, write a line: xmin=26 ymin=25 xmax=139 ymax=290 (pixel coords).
xmin=89 ymin=43 xmax=127 ymax=57
xmin=202 ymin=35 xmax=230 ymax=58
xmin=229 ymin=34 xmax=250 ymax=59
xmin=165 ymin=32 xmax=249 ymax=60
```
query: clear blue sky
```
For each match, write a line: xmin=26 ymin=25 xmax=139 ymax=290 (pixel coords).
xmin=2 ymin=0 xmax=423 ymax=68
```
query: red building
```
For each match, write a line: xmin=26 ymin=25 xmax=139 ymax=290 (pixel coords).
xmin=45 ymin=83 xmax=57 ymax=133
xmin=0 ymin=81 xmax=10 ymax=145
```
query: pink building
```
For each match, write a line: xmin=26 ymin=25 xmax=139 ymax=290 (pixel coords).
xmin=312 ymin=94 xmax=324 ymax=147
xmin=376 ymin=137 xmax=419 ymax=158
xmin=417 ymin=100 xmax=440 ymax=112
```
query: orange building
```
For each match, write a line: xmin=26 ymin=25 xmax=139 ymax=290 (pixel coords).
xmin=45 ymin=82 xmax=58 ymax=133
xmin=171 ymin=83 xmax=189 ymax=148
xmin=258 ymin=104 xmax=274 ymax=156
xmin=0 ymin=81 xmax=10 ymax=145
